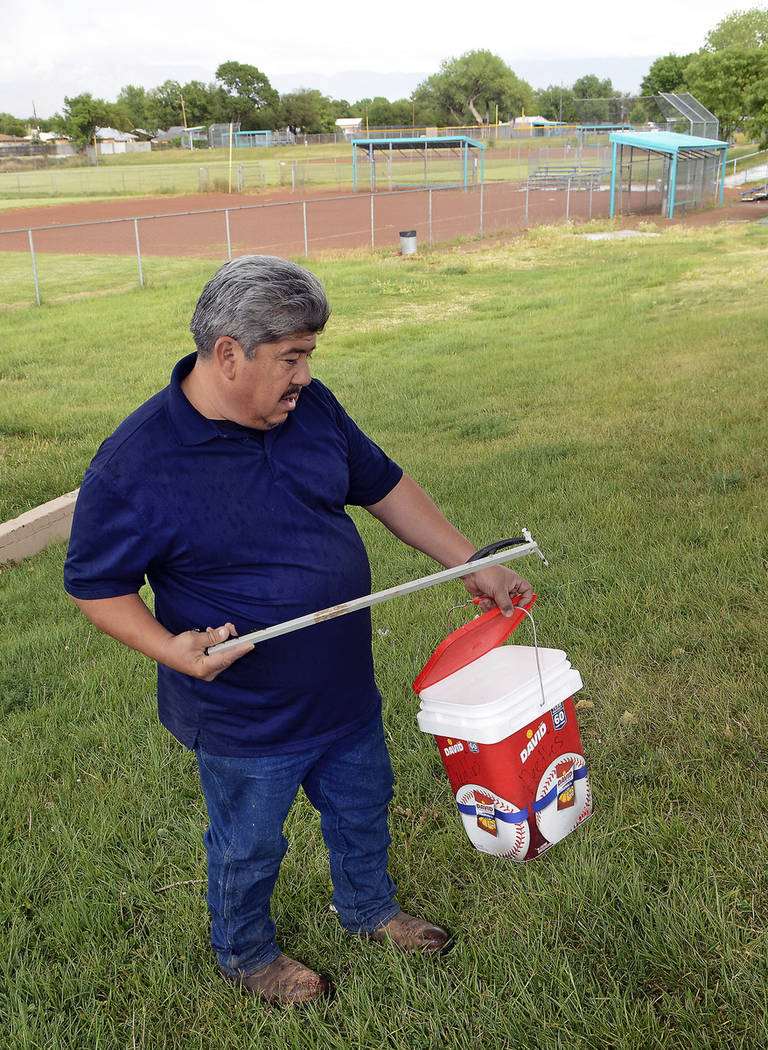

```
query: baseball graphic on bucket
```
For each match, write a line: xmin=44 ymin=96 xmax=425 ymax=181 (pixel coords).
xmin=534 ymin=752 xmax=591 ymax=845
xmin=455 ymin=783 xmax=530 ymax=860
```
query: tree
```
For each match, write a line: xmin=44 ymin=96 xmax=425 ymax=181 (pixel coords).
xmin=281 ymin=89 xmax=335 ymax=134
xmin=117 ymin=84 xmax=150 ymax=129
xmin=640 ymin=54 xmax=694 ymax=95
xmin=571 ymin=75 xmax=620 ymax=123
xmin=534 ymin=85 xmax=578 ymax=123
xmin=414 ymin=51 xmax=533 ymax=125
xmin=0 ymin=112 xmax=27 ymax=137
xmin=685 ymin=46 xmax=768 ymax=138
xmin=705 ymin=7 xmax=768 ymax=49
xmin=179 ymin=80 xmax=229 ymax=126
xmin=146 ymin=80 xmax=184 ymax=130
xmin=327 ymin=98 xmax=353 ymax=124
xmin=62 ymin=93 xmax=123 ymax=148
xmin=744 ymin=73 xmax=768 ymax=143
xmin=215 ymin=61 xmax=279 ymax=124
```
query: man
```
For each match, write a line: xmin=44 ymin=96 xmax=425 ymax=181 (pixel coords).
xmin=64 ymin=255 xmax=533 ymax=1006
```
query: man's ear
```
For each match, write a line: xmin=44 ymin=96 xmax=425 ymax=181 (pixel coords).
xmin=212 ymin=336 xmax=240 ymax=378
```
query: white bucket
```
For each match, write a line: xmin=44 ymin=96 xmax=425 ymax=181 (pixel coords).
xmin=415 ymin=644 xmax=592 ymax=861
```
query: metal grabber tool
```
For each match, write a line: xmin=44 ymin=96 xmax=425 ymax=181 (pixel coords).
xmin=205 ymin=529 xmax=549 ymax=656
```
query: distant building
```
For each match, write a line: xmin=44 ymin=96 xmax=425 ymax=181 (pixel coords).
xmin=93 ymin=127 xmax=151 ymax=155
xmin=335 ymin=118 xmax=363 ymax=139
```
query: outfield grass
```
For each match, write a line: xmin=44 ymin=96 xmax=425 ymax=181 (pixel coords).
xmin=1 ymin=223 xmax=767 ymax=1048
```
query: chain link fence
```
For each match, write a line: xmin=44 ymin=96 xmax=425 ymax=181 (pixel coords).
xmin=0 ymin=180 xmax=616 ymax=307
xmin=0 ymin=160 xmax=268 ymax=199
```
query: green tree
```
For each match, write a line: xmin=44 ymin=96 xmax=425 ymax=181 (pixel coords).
xmin=414 ymin=50 xmax=533 ymax=125
xmin=179 ymin=80 xmax=229 ymax=126
xmin=640 ymin=54 xmax=694 ymax=95
xmin=327 ymin=98 xmax=353 ymax=123
xmin=389 ymin=99 xmax=417 ymax=126
xmin=571 ymin=75 xmax=619 ymax=123
xmin=685 ymin=46 xmax=768 ymax=138
xmin=281 ymin=89 xmax=335 ymax=134
xmin=705 ymin=7 xmax=768 ymax=49
xmin=116 ymin=85 xmax=150 ymax=129
xmin=744 ymin=73 xmax=768 ymax=143
xmin=351 ymin=96 xmax=431 ymax=128
xmin=62 ymin=93 xmax=124 ymax=148
xmin=0 ymin=112 xmax=27 ymax=136
xmin=146 ymin=80 xmax=184 ymax=130
xmin=215 ymin=61 xmax=279 ymax=124
xmin=534 ymin=85 xmax=578 ymax=123
xmin=367 ymin=97 xmax=400 ymax=126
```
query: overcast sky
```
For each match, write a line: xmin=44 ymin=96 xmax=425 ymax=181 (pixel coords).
xmin=1 ymin=0 xmax=745 ymax=118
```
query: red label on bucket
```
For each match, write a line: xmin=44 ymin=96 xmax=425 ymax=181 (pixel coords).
xmin=435 ymin=695 xmax=592 ymax=861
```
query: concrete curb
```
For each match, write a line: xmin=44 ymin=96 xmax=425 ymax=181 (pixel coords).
xmin=0 ymin=490 xmax=79 ymax=565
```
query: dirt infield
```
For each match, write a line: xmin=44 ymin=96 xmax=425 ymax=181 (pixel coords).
xmin=0 ymin=184 xmax=765 ymax=260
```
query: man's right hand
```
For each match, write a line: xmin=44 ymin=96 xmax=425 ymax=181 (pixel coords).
xmin=66 ymin=594 xmax=253 ymax=681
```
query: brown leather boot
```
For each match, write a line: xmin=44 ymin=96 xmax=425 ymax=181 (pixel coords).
xmin=367 ymin=911 xmax=455 ymax=954
xmin=220 ymin=953 xmax=331 ymax=1005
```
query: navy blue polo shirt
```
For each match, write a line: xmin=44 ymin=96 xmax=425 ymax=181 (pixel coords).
xmin=64 ymin=353 xmax=403 ymax=755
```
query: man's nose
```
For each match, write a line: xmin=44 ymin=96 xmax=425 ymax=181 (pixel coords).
xmin=295 ymin=356 xmax=312 ymax=386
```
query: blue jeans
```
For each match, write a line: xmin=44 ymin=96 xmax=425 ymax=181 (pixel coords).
xmin=195 ymin=713 xmax=399 ymax=976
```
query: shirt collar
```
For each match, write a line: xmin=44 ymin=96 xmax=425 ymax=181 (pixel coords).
xmin=166 ymin=352 xmax=222 ymax=446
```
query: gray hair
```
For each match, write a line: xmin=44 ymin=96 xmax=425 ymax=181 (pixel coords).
xmin=189 ymin=255 xmax=331 ymax=358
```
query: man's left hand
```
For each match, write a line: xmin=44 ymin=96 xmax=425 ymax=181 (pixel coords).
xmin=462 ymin=565 xmax=534 ymax=616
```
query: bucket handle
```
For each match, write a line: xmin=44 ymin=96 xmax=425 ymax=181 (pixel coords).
xmin=467 ymin=540 xmax=548 ymax=706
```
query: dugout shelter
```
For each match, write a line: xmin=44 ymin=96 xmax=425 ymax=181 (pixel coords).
xmin=352 ymin=135 xmax=484 ymax=190
xmin=609 ymin=131 xmax=728 ymax=219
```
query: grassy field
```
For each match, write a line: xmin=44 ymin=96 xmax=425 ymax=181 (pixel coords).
xmin=1 ymin=222 xmax=767 ymax=1048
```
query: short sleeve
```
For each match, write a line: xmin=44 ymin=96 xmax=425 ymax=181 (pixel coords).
xmin=330 ymin=397 xmax=402 ymax=507
xmin=64 ymin=468 xmax=154 ymax=599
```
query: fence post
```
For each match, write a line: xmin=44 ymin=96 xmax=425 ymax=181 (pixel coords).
xmin=370 ymin=193 xmax=375 ymax=249
xmin=566 ymin=176 xmax=571 ymax=221
xmin=302 ymin=201 xmax=308 ymax=257
xmin=225 ymin=209 xmax=231 ymax=260
xmin=28 ymin=229 xmax=41 ymax=307
xmin=429 ymin=188 xmax=433 ymax=245
xmin=525 ymin=181 xmax=529 ymax=226
xmin=134 ymin=219 xmax=144 ymax=288
xmin=479 ymin=180 xmax=484 ymax=238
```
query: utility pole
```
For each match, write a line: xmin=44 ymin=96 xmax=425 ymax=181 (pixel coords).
xmin=180 ymin=93 xmax=192 ymax=150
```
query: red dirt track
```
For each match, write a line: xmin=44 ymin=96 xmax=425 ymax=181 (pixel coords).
xmin=0 ymin=185 xmax=765 ymax=260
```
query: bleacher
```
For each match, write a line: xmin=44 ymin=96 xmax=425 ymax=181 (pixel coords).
xmin=740 ymin=182 xmax=768 ymax=202
xmin=526 ymin=165 xmax=609 ymax=190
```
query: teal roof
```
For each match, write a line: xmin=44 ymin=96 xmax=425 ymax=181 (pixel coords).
xmin=609 ymin=131 xmax=728 ymax=153
xmin=352 ymin=135 xmax=484 ymax=151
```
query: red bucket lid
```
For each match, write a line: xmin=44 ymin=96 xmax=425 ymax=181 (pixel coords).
xmin=412 ymin=595 xmax=536 ymax=694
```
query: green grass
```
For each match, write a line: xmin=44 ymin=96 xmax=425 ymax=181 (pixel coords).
xmin=1 ymin=223 xmax=768 ymax=1047
xmin=0 ymin=251 xmax=216 ymax=311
